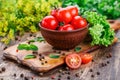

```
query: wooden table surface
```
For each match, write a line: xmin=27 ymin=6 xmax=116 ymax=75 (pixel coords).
xmin=0 ymin=30 xmax=120 ymax=80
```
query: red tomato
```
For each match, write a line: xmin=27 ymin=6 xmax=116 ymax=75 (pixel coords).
xmin=59 ymin=24 xmax=74 ymax=31
xmin=66 ymin=6 xmax=78 ymax=18
xmin=65 ymin=53 xmax=81 ymax=69
xmin=50 ymin=9 xmax=58 ymax=18
xmin=41 ymin=16 xmax=58 ymax=30
xmin=79 ymin=53 xmax=93 ymax=64
xmin=56 ymin=8 xmax=72 ymax=24
xmin=71 ymin=16 xmax=87 ymax=29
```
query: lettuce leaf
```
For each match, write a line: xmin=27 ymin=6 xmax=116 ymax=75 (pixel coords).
xmin=83 ymin=11 xmax=115 ymax=46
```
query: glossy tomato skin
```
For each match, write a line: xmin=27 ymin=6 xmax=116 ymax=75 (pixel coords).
xmin=65 ymin=53 xmax=81 ymax=69
xmin=59 ymin=24 xmax=74 ymax=31
xmin=66 ymin=6 xmax=78 ymax=18
xmin=41 ymin=16 xmax=58 ymax=30
xmin=56 ymin=8 xmax=72 ymax=24
xmin=79 ymin=53 xmax=93 ymax=64
xmin=71 ymin=16 xmax=87 ymax=29
xmin=50 ymin=9 xmax=58 ymax=18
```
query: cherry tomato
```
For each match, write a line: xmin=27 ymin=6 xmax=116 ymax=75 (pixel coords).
xmin=66 ymin=6 xmax=78 ymax=18
xmin=56 ymin=8 xmax=72 ymax=24
xmin=71 ymin=16 xmax=87 ymax=29
xmin=59 ymin=24 xmax=74 ymax=31
xmin=50 ymin=9 xmax=58 ymax=18
xmin=65 ymin=53 xmax=81 ymax=69
xmin=79 ymin=53 xmax=93 ymax=64
xmin=41 ymin=16 xmax=58 ymax=30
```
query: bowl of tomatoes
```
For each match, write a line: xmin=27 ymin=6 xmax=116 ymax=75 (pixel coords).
xmin=39 ymin=6 xmax=88 ymax=50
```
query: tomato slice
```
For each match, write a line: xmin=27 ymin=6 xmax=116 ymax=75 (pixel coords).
xmin=65 ymin=53 xmax=81 ymax=69
xmin=79 ymin=53 xmax=93 ymax=64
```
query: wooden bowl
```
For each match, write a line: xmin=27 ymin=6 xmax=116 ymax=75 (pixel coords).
xmin=39 ymin=23 xmax=88 ymax=50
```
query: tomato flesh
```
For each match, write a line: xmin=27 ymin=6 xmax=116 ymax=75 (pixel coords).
xmin=79 ymin=53 xmax=93 ymax=64
xmin=65 ymin=53 xmax=81 ymax=69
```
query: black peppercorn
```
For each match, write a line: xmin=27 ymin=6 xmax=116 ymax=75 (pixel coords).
xmin=91 ymin=74 xmax=94 ymax=78
xmin=45 ymin=61 xmax=47 ymax=63
xmin=75 ymin=73 xmax=79 ymax=77
xmin=13 ymin=73 xmax=16 ymax=77
xmin=24 ymin=77 xmax=29 ymax=80
xmin=67 ymin=76 xmax=70 ymax=79
xmin=96 ymin=72 xmax=100 ymax=75
xmin=20 ymin=73 xmax=24 ymax=77
xmin=1 ymin=67 xmax=6 ymax=72
xmin=89 ymin=69 xmax=93 ymax=72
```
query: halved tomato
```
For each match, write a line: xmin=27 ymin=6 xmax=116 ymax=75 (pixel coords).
xmin=79 ymin=53 xmax=93 ymax=64
xmin=65 ymin=53 xmax=81 ymax=69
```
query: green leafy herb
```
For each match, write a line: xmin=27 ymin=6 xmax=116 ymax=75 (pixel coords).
xmin=17 ymin=44 xmax=38 ymax=51
xmin=24 ymin=54 xmax=36 ymax=59
xmin=49 ymin=53 xmax=60 ymax=59
xmin=29 ymin=37 xmax=45 ymax=43
xmin=0 ymin=0 xmax=61 ymax=44
xmin=83 ymin=11 xmax=115 ymax=46
xmin=74 ymin=46 xmax=81 ymax=52
xmin=62 ymin=0 xmax=120 ymax=19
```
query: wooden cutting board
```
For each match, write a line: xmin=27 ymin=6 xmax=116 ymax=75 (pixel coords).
xmin=3 ymin=20 xmax=120 ymax=73
xmin=3 ymin=40 xmax=93 ymax=73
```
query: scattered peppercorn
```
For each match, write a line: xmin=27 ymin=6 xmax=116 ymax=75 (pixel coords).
xmin=107 ymin=61 xmax=110 ymax=64
xmin=3 ymin=46 xmax=7 ymax=50
xmin=89 ymin=69 xmax=93 ymax=72
xmin=41 ymin=62 xmax=44 ymax=65
xmin=1 ymin=67 xmax=6 ymax=72
xmin=24 ymin=77 xmax=29 ymax=80
xmin=67 ymin=72 xmax=70 ymax=75
xmin=13 ymin=73 xmax=16 ymax=77
xmin=92 ymin=60 xmax=94 ymax=62
xmin=67 ymin=76 xmax=70 ymax=79
xmin=39 ymin=54 xmax=42 ymax=57
xmin=91 ymin=74 xmax=94 ymax=78
xmin=75 ymin=73 xmax=79 ymax=77
xmin=58 ymin=75 xmax=61 ymax=78
xmin=0 ymin=78 xmax=3 ymax=80
xmin=0 ymin=70 xmax=2 ymax=73
xmin=96 ymin=72 xmax=100 ymax=75
xmin=15 ymin=37 xmax=18 ymax=40
xmin=45 ymin=61 xmax=48 ymax=63
xmin=81 ymin=71 xmax=83 ymax=73
xmin=104 ymin=63 xmax=107 ymax=66
xmin=20 ymin=73 xmax=24 ymax=78
xmin=58 ymin=78 xmax=61 ymax=80
xmin=61 ymin=53 xmax=65 ymax=56
xmin=30 ymin=34 xmax=33 ymax=37
xmin=32 ymin=51 xmax=38 ymax=55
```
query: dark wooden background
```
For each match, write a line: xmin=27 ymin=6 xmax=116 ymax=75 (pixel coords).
xmin=0 ymin=30 xmax=120 ymax=80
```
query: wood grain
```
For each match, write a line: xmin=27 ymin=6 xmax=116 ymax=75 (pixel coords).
xmin=0 ymin=20 xmax=120 ymax=80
